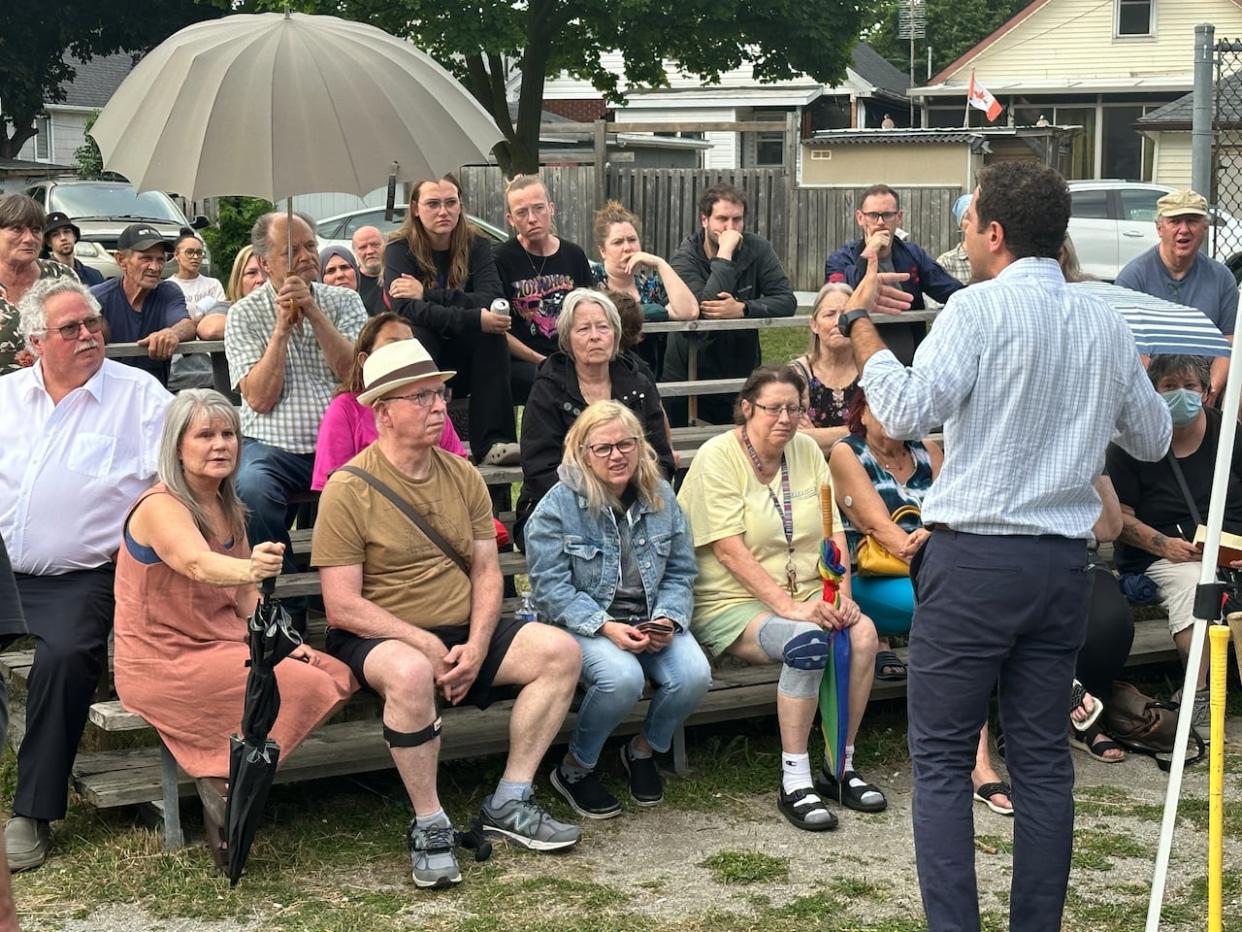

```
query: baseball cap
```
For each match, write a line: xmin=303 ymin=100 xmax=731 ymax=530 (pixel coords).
xmin=117 ymin=223 xmax=169 ymax=252
xmin=1155 ymin=190 xmax=1208 ymax=220
xmin=43 ymin=211 xmax=81 ymax=240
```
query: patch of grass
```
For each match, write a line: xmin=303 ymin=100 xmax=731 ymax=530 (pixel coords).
xmin=700 ymin=850 xmax=789 ymax=885
xmin=830 ymin=876 xmax=883 ymax=901
xmin=759 ymin=325 xmax=809 ymax=367
xmin=1071 ymin=828 xmax=1152 ymax=872
xmin=974 ymin=834 xmax=1013 ymax=855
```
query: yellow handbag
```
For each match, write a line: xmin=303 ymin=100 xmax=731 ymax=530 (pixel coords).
xmin=855 ymin=504 xmax=922 ymax=577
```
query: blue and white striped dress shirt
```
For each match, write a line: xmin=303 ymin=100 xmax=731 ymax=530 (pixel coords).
xmin=860 ymin=257 xmax=1172 ymax=538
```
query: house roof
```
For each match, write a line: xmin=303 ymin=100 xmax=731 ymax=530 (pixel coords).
xmin=1138 ymin=70 xmax=1242 ymax=127
xmin=51 ymin=52 xmax=138 ymax=109
xmin=0 ymin=157 xmax=71 ymax=174
xmin=806 ymin=125 xmax=1078 ymax=152
xmin=912 ymin=74 xmax=1194 ymax=97
xmin=848 ymin=42 xmax=909 ymax=98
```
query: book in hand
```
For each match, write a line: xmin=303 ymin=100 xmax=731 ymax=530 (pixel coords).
xmin=1192 ymin=525 xmax=1242 ymax=565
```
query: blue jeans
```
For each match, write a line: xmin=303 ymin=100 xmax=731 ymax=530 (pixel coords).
xmin=236 ymin=439 xmax=315 ymax=609
xmin=852 ymin=576 xmax=916 ymax=637
xmin=570 ymin=629 xmax=712 ymax=769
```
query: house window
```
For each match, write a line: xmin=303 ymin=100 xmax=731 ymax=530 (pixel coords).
xmin=755 ymin=132 xmax=784 ymax=166
xmin=1116 ymin=0 xmax=1153 ymax=37
xmin=34 ymin=115 xmax=51 ymax=161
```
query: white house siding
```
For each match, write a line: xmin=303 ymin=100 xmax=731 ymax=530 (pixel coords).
xmin=942 ymin=0 xmax=1242 ymax=84
xmin=611 ymin=106 xmax=739 ymax=168
xmin=17 ymin=109 xmax=92 ymax=167
xmin=1151 ymin=131 xmax=1192 ymax=187
xmin=293 ymin=187 xmax=389 ymax=221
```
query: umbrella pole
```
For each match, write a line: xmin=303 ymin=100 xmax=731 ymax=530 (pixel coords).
xmin=286 ymin=198 xmax=294 ymax=276
xmin=1144 ymin=332 xmax=1242 ymax=931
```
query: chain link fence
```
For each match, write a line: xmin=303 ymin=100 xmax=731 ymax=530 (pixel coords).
xmin=1212 ymin=40 xmax=1242 ymax=276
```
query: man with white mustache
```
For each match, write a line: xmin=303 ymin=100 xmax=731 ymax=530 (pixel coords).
xmin=0 ymin=277 xmax=170 ymax=872
xmin=1116 ymin=189 xmax=1238 ymax=404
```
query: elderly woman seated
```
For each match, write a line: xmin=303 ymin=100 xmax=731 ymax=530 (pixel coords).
xmin=829 ymin=387 xmax=1012 ymax=815
xmin=515 ymin=288 xmax=675 ymax=543
xmin=525 ymin=400 xmax=710 ymax=819
xmin=678 ymin=366 xmax=883 ymax=832
xmin=113 ymin=389 xmax=356 ymax=861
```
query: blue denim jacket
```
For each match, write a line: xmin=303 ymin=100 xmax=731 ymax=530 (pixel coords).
xmin=524 ymin=468 xmax=697 ymax=637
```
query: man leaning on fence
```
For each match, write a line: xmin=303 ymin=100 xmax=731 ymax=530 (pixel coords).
xmin=661 ymin=183 xmax=796 ymax=425
xmin=224 ymin=211 xmax=366 ymax=625
xmin=0 ymin=277 xmax=170 ymax=872
xmin=312 ymin=338 xmax=583 ymax=890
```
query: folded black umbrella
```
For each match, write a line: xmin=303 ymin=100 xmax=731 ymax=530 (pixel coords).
xmin=226 ymin=577 xmax=301 ymax=886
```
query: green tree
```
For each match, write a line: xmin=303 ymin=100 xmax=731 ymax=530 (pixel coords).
xmin=0 ymin=1 xmax=222 ymax=159
xmin=865 ymin=0 xmax=1027 ymax=84
xmin=279 ymin=0 xmax=866 ymax=176
xmin=73 ymin=111 xmax=103 ymax=178
xmin=202 ymin=197 xmax=273 ymax=288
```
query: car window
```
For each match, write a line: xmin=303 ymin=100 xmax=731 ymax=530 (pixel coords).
xmin=1119 ymin=189 xmax=1163 ymax=222
xmin=342 ymin=209 xmax=392 ymax=237
xmin=26 ymin=187 xmax=46 ymax=206
xmin=317 ymin=217 xmax=344 ymax=239
xmin=49 ymin=183 xmax=185 ymax=224
xmin=1070 ymin=190 xmax=1109 ymax=220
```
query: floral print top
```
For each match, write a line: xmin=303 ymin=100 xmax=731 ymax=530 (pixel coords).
xmin=790 ymin=356 xmax=859 ymax=429
xmin=0 ymin=260 xmax=78 ymax=374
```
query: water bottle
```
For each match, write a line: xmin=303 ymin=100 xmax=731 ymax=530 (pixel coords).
xmin=515 ymin=590 xmax=538 ymax=624
xmin=490 ymin=297 xmax=511 ymax=316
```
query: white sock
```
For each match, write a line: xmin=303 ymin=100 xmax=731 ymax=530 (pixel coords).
xmin=781 ymin=752 xmax=813 ymax=794
xmin=843 ymin=744 xmax=856 ymax=774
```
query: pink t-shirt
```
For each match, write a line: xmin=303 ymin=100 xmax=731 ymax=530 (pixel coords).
xmin=311 ymin=391 xmax=468 ymax=490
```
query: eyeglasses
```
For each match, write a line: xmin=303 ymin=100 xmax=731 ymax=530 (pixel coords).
xmin=45 ymin=315 xmax=104 ymax=341
xmin=750 ymin=402 xmax=806 ymax=418
xmin=510 ymin=203 xmax=549 ymax=221
xmin=179 ymin=248 xmax=205 ymax=258
xmin=860 ymin=211 xmax=900 ymax=223
xmin=385 ymin=387 xmax=448 ymax=408
xmin=585 ymin=437 xmax=640 ymax=458
xmin=419 ymin=198 xmax=460 ymax=213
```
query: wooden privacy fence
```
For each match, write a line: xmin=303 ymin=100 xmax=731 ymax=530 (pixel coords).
xmin=458 ymin=165 xmax=961 ymax=290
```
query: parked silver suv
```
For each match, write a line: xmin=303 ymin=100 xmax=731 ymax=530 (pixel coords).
xmin=1067 ymin=180 xmax=1242 ymax=282
xmin=24 ymin=180 xmax=211 ymax=281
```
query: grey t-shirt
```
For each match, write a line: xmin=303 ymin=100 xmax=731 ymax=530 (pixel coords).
xmin=1115 ymin=246 xmax=1238 ymax=336
xmin=607 ymin=500 xmax=648 ymax=621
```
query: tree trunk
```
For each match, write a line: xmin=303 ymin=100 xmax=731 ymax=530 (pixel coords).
xmin=0 ymin=122 xmax=38 ymax=161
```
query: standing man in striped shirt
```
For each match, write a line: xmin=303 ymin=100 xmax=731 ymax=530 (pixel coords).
xmin=835 ymin=161 xmax=1172 ymax=932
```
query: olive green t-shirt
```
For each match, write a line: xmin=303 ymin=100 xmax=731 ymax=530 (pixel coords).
xmin=311 ymin=443 xmax=495 ymax=628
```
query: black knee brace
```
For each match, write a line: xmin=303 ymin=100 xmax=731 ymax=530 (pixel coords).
xmin=384 ymin=717 xmax=442 ymax=748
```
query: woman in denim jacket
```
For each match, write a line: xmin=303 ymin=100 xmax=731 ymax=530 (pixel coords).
xmin=525 ymin=400 xmax=711 ymax=820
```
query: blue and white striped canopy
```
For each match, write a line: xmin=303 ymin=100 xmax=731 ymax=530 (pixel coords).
xmin=1075 ymin=281 xmax=1232 ymax=358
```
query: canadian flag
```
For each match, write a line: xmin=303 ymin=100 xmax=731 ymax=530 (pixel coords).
xmin=967 ymin=72 xmax=1003 ymax=122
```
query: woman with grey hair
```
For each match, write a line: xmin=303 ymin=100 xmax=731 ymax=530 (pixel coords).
xmin=0 ymin=193 xmax=79 ymax=374
xmin=789 ymin=282 xmax=860 ymax=455
xmin=514 ymin=288 xmax=674 ymax=545
xmin=112 ymin=389 xmax=355 ymax=862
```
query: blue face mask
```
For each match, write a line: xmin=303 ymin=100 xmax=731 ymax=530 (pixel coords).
xmin=1162 ymin=388 xmax=1204 ymax=427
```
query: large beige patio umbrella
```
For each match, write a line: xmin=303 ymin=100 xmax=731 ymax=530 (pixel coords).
xmin=91 ymin=11 xmax=502 ymax=208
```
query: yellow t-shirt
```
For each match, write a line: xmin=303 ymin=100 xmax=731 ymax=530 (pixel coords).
xmin=311 ymin=443 xmax=496 ymax=629
xmin=677 ymin=430 xmax=841 ymax=655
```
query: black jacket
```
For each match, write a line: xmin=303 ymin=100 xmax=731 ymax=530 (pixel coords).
xmin=663 ymin=229 xmax=795 ymax=383
xmin=383 ymin=235 xmax=503 ymax=338
xmin=515 ymin=352 xmax=676 ymax=542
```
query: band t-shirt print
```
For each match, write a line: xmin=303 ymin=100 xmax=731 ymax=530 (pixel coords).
xmin=494 ymin=237 xmax=594 ymax=358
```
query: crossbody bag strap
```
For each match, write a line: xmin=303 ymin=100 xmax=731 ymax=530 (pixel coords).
xmin=1165 ymin=452 xmax=1203 ymax=530
xmin=337 ymin=465 xmax=470 ymax=577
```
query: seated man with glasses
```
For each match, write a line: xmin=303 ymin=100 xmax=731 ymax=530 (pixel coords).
xmin=313 ymin=339 xmax=583 ymax=889
xmin=825 ymin=184 xmax=963 ymax=365
xmin=0 ymin=277 xmax=171 ymax=871
xmin=90 ymin=224 xmax=196 ymax=387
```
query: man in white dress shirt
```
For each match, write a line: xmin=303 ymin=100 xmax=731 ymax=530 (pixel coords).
xmin=0 ymin=277 xmax=170 ymax=871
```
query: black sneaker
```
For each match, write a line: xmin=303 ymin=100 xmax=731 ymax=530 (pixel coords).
xmin=814 ymin=765 xmax=888 ymax=813
xmin=549 ymin=764 xmax=622 ymax=820
xmin=620 ymin=744 xmax=663 ymax=806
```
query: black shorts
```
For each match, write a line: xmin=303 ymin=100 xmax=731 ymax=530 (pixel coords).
xmin=324 ymin=616 xmax=527 ymax=710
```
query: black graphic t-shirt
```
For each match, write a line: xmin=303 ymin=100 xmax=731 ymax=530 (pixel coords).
xmin=493 ymin=237 xmax=594 ymax=357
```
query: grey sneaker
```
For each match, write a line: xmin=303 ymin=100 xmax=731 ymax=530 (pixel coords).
xmin=1192 ymin=687 xmax=1211 ymax=737
xmin=5 ymin=816 xmax=49 ymax=872
xmin=407 ymin=821 xmax=462 ymax=889
xmin=480 ymin=795 xmax=580 ymax=851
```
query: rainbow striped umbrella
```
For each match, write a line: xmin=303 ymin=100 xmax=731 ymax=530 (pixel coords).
xmin=817 ymin=492 xmax=851 ymax=782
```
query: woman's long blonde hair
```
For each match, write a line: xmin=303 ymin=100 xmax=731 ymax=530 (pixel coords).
xmin=157 ymin=390 xmax=247 ymax=543
xmin=563 ymin=401 xmax=664 ymax=514
xmin=226 ymin=245 xmax=257 ymax=302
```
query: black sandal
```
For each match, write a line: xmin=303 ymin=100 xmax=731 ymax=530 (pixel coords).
xmin=1070 ymin=723 xmax=1125 ymax=763
xmin=814 ymin=767 xmax=888 ymax=813
xmin=777 ymin=785 xmax=838 ymax=831
xmin=874 ymin=649 xmax=907 ymax=682
xmin=972 ymin=781 xmax=1014 ymax=816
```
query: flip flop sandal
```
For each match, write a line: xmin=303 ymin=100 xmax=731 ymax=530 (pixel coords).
xmin=777 ymin=785 xmax=838 ymax=832
xmin=874 ymin=649 xmax=907 ymax=682
xmin=972 ymin=781 xmax=1014 ymax=817
xmin=1070 ymin=679 xmax=1103 ymax=732
xmin=1070 ymin=724 xmax=1126 ymax=763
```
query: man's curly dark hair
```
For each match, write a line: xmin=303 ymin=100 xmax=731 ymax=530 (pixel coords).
xmin=974 ymin=162 xmax=1070 ymax=260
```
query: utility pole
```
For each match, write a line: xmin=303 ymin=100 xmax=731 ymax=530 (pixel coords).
xmin=899 ymin=0 xmax=927 ymax=126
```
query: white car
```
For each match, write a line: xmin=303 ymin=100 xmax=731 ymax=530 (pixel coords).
xmin=314 ymin=206 xmax=507 ymax=252
xmin=1068 ymin=180 xmax=1242 ymax=282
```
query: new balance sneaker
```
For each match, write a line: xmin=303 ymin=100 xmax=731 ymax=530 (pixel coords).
xmin=407 ymin=821 xmax=462 ymax=889
xmin=620 ymin=744 xmax=663 ymax=806
xmin=480 ymin=795 xmax=581 ymax=851
xmin=550 ymin=764 xmax=623 ymax=819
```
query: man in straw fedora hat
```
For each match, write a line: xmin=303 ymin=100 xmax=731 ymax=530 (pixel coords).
xmin=312 ymin=338 xmax=583 ymax=889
